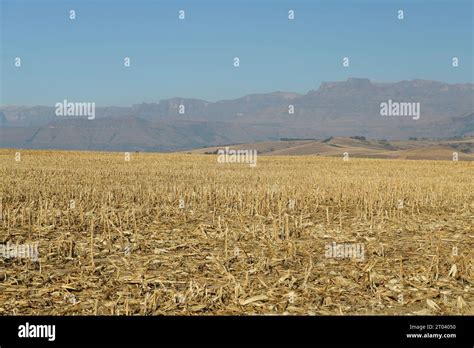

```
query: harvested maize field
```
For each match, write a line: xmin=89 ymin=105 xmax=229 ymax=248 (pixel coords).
xmin=0 ymin=149 xmax=473 ymax=315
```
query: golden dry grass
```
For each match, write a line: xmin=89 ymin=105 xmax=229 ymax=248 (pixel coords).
xmin=0 ymin=149 xmax=472 ymax=315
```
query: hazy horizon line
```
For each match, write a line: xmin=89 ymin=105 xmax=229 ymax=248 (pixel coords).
xmin=1 ymin=77 xmax=473 ymax=108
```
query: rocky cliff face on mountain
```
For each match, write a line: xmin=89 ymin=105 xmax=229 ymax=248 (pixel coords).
xmin=1 ymin=78 xmax=472 ymax=151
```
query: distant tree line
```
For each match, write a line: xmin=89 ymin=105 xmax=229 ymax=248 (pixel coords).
xmin=280 ymin=138 xmax=317 ymax=141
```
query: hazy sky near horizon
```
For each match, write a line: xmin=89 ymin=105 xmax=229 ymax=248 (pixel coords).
xmin=1 ymin=0 xmax=472 ymax=106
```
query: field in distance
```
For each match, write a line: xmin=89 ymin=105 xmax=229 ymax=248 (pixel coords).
xmin=0 ymin=149 xmax=473 ymax=315
xmin=184 ymin=136 xmax=474 ymax=161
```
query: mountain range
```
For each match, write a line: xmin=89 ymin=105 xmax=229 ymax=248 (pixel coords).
xmin=1 ymin=78 xmax=473 ymax=152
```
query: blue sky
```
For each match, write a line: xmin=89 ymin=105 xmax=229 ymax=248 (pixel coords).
xmin=1 ymin=0 xmax=472 ymax=106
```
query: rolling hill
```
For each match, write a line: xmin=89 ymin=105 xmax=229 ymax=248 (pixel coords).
xmin=184 ymin=136 xmax=474 ymax=161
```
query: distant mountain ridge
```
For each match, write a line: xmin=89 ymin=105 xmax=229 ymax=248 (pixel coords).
xmin=1 ymin=78 xmax=473 ymax=152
